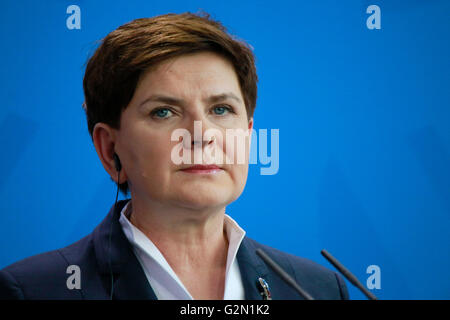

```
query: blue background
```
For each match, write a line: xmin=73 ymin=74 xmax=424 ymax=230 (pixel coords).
xmin=0 ymin=0 xmax=449 ymax=299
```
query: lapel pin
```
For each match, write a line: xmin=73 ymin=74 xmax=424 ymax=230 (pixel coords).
xmin=258 ymin=277 xmax=272 ymax=300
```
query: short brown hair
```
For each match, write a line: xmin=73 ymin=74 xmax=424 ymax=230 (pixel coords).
xmin=82 ymin=11 xmax=258 ymax=195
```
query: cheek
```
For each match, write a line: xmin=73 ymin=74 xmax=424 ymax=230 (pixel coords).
xmin=228 ymin=162 xmax=249 ymax=200
xmin=222 ymin=130 xmax=252 ymax=165
xmin=226 ymin=131 xmax=251 ymax=197
xmin=124 ymin=131 xmax=173 ymax=178
xmin=125 ymin=136 xmax=176 ymax=197
xmin=221 ymin=131 xmax=251 ymax=181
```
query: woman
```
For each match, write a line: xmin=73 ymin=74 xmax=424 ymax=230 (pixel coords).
xmin=0 ymin=12 xmax=348 ymax=300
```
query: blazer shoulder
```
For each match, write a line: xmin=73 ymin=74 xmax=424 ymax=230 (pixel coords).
xmin=245 ymin=237 xmax=349 ymax=300
xmin=0 ymin=234 xmax=93 ymax=299
xmin=244 ymin=237 xmax=329 ymax=274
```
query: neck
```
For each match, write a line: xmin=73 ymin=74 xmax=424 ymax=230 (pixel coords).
xmin=127 ymin=197 xmax=229 ymax=271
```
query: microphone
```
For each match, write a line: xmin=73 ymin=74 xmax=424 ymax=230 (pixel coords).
xmin=256 ymin=248 xmax=314 ymax=300
xmin=321 ymin=249 xmax=378 ymax=300
xmin=109 ymin=152 xmax=122 ymax=300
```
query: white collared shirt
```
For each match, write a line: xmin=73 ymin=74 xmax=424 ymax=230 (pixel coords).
xmin=118 ymin=200 xmax=246 ymax=300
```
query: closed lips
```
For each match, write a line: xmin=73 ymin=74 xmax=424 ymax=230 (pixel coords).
xmin=181 ymin=165 xmax=221 ymax=170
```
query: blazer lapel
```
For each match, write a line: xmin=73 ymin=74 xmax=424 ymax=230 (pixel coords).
xmin=236 ymin=237 xmax=270 ymax=300
xmin=92 ymin=199 xmax=157 ymax=300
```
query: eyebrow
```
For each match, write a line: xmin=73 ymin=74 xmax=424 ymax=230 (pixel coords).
xmin=138 ymin=92 xmax=242 ymax=108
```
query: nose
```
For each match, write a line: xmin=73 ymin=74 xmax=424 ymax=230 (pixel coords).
xmin=182 ymin=107 xmax=218 ymax=150
xmin=191 ymin=135 xmax=215 ymax=148
xmin=182 ymin=121 xmax=216 ymax=150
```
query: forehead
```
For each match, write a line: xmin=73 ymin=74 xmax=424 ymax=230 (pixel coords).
xmin=133 ymin=51 xmax=242 ymax=99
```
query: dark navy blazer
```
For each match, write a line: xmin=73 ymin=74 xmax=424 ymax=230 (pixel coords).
xmin=0 ymin=200 xmax=349 ymax=300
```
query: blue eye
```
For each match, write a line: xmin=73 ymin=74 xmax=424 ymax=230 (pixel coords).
xmin=213 ymin=105 xmax=231 ymax=115
xmin=151 ymin=108 xmax=172 ymax=119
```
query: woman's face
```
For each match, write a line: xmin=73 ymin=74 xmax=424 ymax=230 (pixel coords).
xmin=115 ymin=51 xmax=253 ymax=211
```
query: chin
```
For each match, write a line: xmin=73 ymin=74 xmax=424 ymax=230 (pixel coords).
xmin=174 ymin=190 xmax=232 ymax=210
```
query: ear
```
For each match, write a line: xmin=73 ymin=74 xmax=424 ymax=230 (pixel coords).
xmin=248 ymin=117 xmax=254 ymax=147
xmin=248 ymin=117 xmax=254 ymax=131
xmin=92 ymin=123 xmax=128 ymax=184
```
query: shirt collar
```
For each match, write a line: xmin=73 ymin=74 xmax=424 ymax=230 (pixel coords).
xmin=118 ymin=200 xmax=246 ymax=299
